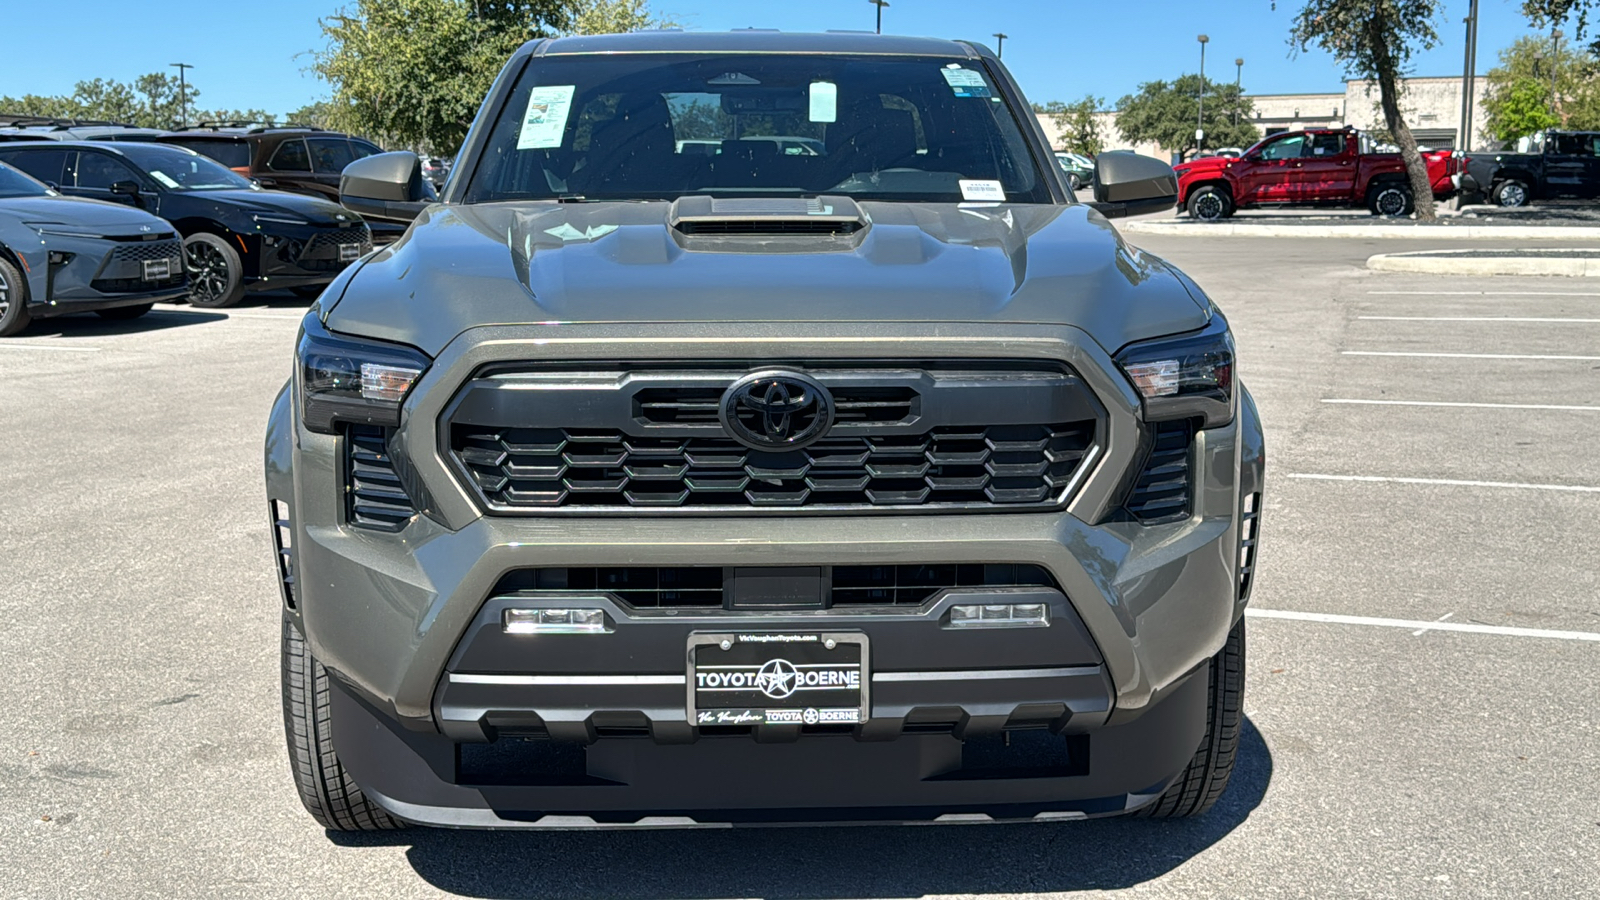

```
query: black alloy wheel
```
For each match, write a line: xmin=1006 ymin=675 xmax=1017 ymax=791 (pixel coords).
xmin=183 ymin=234 xmax=245 ymax=308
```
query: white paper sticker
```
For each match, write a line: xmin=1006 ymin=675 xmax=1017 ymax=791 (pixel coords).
xmin=150 ymin=171 xmax=179 ymax=189
xmin=809 ymin=82 xmax=838 ymax=123
xmin=940 ymin=67 xmax=992 ymax=98
xmin=959 ymin=180 xmax=1006 ymax=202
xmin=516 ymin=85 xmax=576 ymax=150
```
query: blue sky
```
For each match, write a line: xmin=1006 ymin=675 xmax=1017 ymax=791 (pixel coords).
xmin=0 ymin=0 xmax=1545 ymax=116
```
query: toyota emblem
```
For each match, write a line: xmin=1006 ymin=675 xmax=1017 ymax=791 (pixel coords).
xmin=719 ymin=370 xmax=834 ymax=451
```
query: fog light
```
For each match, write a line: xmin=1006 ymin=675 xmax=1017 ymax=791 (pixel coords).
xmin=503 ymin=608 xmax=608 ymax=634
xmin=47 ymin=251 xmax=72 ymax=266
xmin=947 ymin=603 xmax=1050 ymax=628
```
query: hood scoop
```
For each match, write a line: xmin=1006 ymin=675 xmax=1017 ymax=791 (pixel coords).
xmin=668 ymin=195 xmax=867 ymax=238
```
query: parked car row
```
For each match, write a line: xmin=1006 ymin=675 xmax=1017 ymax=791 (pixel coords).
xmin=0 ymin=141 xmax=373 ymax=331
xmin=1173 ymin=126 xmax=1462 ymax=220
xmin=1459 ymin=130 xmax=1600 ymax=207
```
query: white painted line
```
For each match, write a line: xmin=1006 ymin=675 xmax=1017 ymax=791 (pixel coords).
xmin=1358 ymin=315 xmax=1600 ymax=323
xmin=1246 ymin=607 xmax=1600 ymax=643
xmin=1288 ymin=473 xmax=1600 ymax=494
xmin=1413 ymin=612 xmax=1454 ymax=637
xmin=1367 ymin=290 xmax=1600 ymax=297
xmin=225 ymin=312 xmax=305 ymax=320
xmin=1343 ymin=351 xmax=1600 ymax=361
xmin=0 ymin=342 xmax=101 ymax=353
xmin=1323 ymin=398 xmax=1600 ymax=412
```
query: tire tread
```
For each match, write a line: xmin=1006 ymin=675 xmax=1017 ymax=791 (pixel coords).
xmin=1135 ymin=619 xmax=1245 ymax=818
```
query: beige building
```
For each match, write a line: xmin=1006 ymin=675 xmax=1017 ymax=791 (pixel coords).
xmin=1037 ymin=74 xmax=1492 ymax=160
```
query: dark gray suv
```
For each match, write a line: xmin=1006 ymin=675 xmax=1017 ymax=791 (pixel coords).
xmin=265 ymin=30 xmax=1265 ymax=831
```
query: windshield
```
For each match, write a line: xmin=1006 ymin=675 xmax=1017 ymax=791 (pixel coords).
xmin=118 ymin=146 xmax=256 ymax=191
xmin=0 ymin=162 xmax=50 ymax=198
xmin=161 ymin=139 xmax=252 ymax=170
xmin=466 ymin=53 xmax=1050 ymax=204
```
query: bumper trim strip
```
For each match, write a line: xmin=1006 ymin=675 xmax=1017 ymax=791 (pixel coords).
xmin=874 ymin=666 xmax=1101 ymax=682
xmin=450 ymin=673 xmax=686 ymax=686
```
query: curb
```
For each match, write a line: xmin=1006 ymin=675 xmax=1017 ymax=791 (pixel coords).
xmin=1367 ymin=251 xmax=1600 ymax=277
xmin=1121 ymin=220 xmax=1600 ymax=240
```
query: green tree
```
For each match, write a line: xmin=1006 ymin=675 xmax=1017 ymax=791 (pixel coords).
xmin=1040 ymin=96 xmax=1106 ymax=156
xmin=1114 ymin=75 xmax=1258 ymax=156
xmin=564 ymin=0 xmax=675 ymax=34
xmin=1285 ymin=0 xmax=1443 ymax=221
xmin=1480 ymin=34 xmax=1600 ymax=141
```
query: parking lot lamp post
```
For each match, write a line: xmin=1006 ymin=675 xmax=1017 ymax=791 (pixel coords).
xmin=1551 ymin=27 xmax=1563 ymax=120
xmin=1234 ymin=58 xmax=1243 ymax=126
xmin=170 ymin=62 xmax=193 ymax=129
xmin=993 ymin=32 xmax=1008 ymax=59
xmin=1196 ymin=35 xmax=1209 ymax=155
xmin=869 ymin=0 xmax=889 ymax=34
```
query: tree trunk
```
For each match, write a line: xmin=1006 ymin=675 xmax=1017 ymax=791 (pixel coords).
xmin=1370 ymin=17 xmax=1437 ymax=221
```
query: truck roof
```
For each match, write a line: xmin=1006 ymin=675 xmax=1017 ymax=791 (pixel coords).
xmin=531 ymin=30 xmax=984 ymax=59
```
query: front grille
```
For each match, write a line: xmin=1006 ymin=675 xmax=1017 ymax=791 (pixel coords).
xmin=453 ymin=424 xmax=1093 ymax=511
xmin=492 ymin=564 xmax=1060 ymax=610
xmin=345 ymin=425 xmax=417 ymax=530
xmin=110 ymin=239 xmax=182 ymax=262
xmin=1123 ymin=420 xmax=1195 ymax=523
xmin=298 ymin=227 xmax=372 ymax=272
xmin=635 ymin=385 xmax=916 ymax=426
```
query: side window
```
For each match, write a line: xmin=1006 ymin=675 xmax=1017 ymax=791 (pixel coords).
xmin=267 ymin=138 xmax=311 ymax=172
xmin=72 ymin=152 xmax=139 ymax=190
xmin=0 ymin=149 xmax=68 ymax=185
xmin=1552 ymin=133 xmax=1591 ymax=156
xmin=1308 ymin=133 xmax=1346 ymax=157
xmin=308 ymin=137 xmax=356 ymax=173
xmin=350 ymin=139 xmax=382 ymax=159
xmin=1259 ymin=135 xmax=1307 ymax=161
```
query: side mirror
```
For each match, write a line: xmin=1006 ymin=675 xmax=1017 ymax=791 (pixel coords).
xmin=1086 ymin=151 xmax=1178 ymax=219
xmin=109 ymin=180 xmax=141 ymax=197
xmin=340 ymin=151 xmax=431 ymax=223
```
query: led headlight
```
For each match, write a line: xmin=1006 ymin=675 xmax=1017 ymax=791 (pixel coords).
xmin=24 ymin=222 xmax=107 ymax=239
xmin=253 ymin=213 xmax=309 ymax=227
xmin=297 ymin=314 xmax=430 ymax=434
xmin=1115 ymin=313 xmax=1235 ymax=427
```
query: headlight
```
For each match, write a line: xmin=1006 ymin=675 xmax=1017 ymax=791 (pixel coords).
xmin=24 ymin=222 xmax=106 ymax=239
xmin=253 ymin=213 xmax=309 ymax=227
xmin=1115 ymin=313 xmax=1235 ymax=427
xmin=297 ymin=314 xmax=430 ymax=434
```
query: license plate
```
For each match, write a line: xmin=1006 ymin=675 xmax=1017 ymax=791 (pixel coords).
xmin=142 ymin=259 xmax=170 ymax=281
xmin=338 ymin=243 xmax=361 ymax=262
xmin=688 ymin=632 xmax=868 ymax=727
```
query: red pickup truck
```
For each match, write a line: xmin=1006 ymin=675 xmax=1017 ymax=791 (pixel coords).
xmin=1173 ymin=128 xmax=1460 ymax=220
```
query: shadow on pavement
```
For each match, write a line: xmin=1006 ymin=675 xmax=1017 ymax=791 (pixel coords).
xmin=17 ymin=306 xmax=227 ymax=339
xmin=331 ymin=718 xmax=1273 ymax=899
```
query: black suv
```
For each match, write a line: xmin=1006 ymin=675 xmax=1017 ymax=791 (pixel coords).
xmin=155 ymin=126 xmax=421 ymax=242
xmin=0 ymin=142 xmax=372 ymax=306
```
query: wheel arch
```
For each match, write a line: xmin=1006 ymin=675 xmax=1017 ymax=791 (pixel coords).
xmin=1182 ymin=178 xmax=1233 ymax=205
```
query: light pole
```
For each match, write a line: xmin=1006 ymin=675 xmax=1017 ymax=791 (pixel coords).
xmin=1234 ymin=58 xmax=1244 ymax=127
xmin=1458 ymin=0 xmax=1478 ymax=152
xmin=869 ymin=0 xmax=889 ymax=34
xmin=170 ymin=62 xmax=193 ymax=128
xmin=993 ymin=32 xmax=1008 ymax=59
xmin=1196 ymin=35 xmax=1209 ymax=155
xmin=1551 ymin=27 xmax=1563 ymax=120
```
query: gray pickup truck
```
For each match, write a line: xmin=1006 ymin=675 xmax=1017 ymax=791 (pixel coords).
xmin=265 ymin=29 xmax=1265 ymax=831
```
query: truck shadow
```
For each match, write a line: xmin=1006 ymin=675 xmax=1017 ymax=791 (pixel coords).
xmin=333 ymin=717 xmax=1273 ymax=899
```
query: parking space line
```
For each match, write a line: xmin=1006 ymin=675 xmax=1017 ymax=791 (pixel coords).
xmin=1412 ymin=612 xmax=1454 ymax=636
xmin=1322 ymin=399 xmax=1600 ymax=412
xmin=1367 ymin=290 xmax=1600 ymax=297
xmin=1358 ymin=316 xmax=1600 ymax=323
xmin=1343 ymin=351 xmax=1600 ymax=361
xmin=0 ymin=342 xmax=101 ymax=352
xmin=1288 ymin=473 xmax=1600 ymax=494
xmin=1246 ymin=607 xmax=1600 ymax=642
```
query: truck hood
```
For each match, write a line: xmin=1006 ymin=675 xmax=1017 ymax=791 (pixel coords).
xmin=0 ymin=194 xmax=174 ymax=235
xmin=323 ymin=200 xmax=1211 ymax=358
xmin=1173 ymin=157 xmax=1232 ymax=180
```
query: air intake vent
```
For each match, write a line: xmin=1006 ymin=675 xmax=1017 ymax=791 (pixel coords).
xmin=1124 ymin=420 xmax=1195 ymax=524
xmin=675 ymin=219 xmax=862 ymax=236
xmin=668 ymin=194 xmax=866 ymax=238
xmin=270 ymin=500 xmax=297 ymax=610
xmin=345 ymin=425 xmax=417 ymax=531
xmin=1238 ymin=492 xmax=1261 ymax=600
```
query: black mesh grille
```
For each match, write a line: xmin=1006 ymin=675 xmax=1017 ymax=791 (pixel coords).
xmin=492 ymin=564 xmax=1060 ymax=610
xmin=345 ymin=425 xmax=416 ymax=530
xmin=452 ymin=423 xmax=1093 ymax=511
xmin=1124 ymin=420 xmax=1195 ymax=524
xmin=110 ymin=239 xmax=182 ymax=262
xmin=298 ymin=227 xmax=372 ymax=271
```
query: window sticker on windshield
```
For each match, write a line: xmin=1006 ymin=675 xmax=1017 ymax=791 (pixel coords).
xmin=959 ymin=180 xmax=1006 ymax=202
xmin=809 ymin=81 xmax=838 ymax=123
xmin=940 ymin=67 xmax=992 ymax=98
xmin=149 ymin=171 xmax=179 ymax=189
xmin=516 ymin=85 xmax=576 ymax=150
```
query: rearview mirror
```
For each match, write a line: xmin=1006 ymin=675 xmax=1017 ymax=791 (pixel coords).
xmin=1085 ymin=152 xmax=1178 ymax=219
xmin=340 ymin=151 xmax=432 ymax=223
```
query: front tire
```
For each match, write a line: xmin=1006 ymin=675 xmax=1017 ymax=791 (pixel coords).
xmin=1187 ymin=186 xmax=1233 ymax=222
xmin=1368 ymin=181 xmax=1415 ymax=217
xmin=95 ymin=303 xmax=153 ymax=321
xmin=184 ymin=233 xmax=245 ymax=308
xmin=1136 ymin=618 xmax=1245 ymax=818
xmin=1492 ymin=180 xmax=1530 ymax=208
xmin=282 ymin=616 xmax=407 ymax=831
xmin=0 ymin=256 xmax=32 ymax=337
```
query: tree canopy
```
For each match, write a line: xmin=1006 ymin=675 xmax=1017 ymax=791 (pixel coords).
xmin=1036 ymin=97 xmax=1107 ymax=156
xmin=1 ymin=72 xmax=272 ymax=128
xmin=1114 ymin=75 xmax=1259 ymax=155
xmin=1482 ymin=34 xmax=1600 ymax=142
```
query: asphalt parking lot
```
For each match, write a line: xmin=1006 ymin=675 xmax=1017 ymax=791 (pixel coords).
xmin=3 ymin=233 xmax=1597 ymax=899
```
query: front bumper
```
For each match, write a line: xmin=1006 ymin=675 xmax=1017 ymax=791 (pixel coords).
xmin=18 ymin=233 xmax=188 ymax=313
xmin=266 ymin=321 xmax=1265 ymax=824
xmin=248 ymin=221 xmax=372 ymax=289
